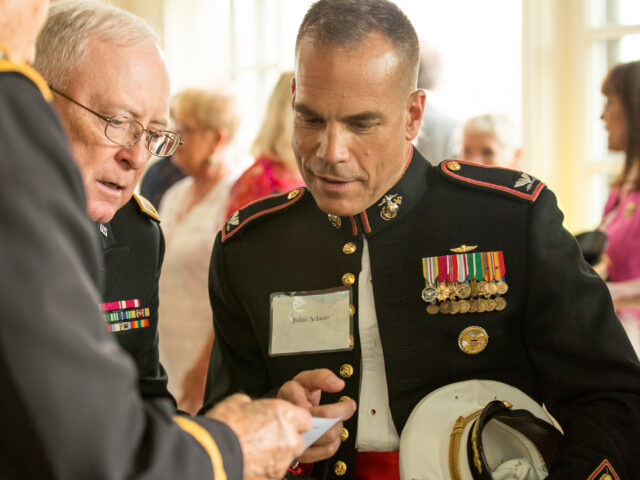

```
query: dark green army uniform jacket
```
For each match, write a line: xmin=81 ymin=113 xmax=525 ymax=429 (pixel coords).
xmin=98 ymin=194 xmax=172 ymax=402
xmin=203 ymin=148 xmax=640 ymax=480
xmin=0 ymin=50 xmax=241 ymax=479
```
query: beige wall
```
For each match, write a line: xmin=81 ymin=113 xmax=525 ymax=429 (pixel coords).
xmin=523 ymin=0 xmax=583 ymax=231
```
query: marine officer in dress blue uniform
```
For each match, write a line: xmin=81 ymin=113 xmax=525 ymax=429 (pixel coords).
xmin=202 ymin=1 xmax=640 ymax=479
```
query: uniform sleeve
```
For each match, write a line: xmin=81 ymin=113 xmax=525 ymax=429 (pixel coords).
xmin=524 ymin=188 xmax=640 ymax=479
xmin=202 ymin=233 xmax=272 ymax=411
xmin=0 ymin=72 xmax=242 ymax=479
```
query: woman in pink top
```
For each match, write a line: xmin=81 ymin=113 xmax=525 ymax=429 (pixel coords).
xmin=599 ymin=60 xmax=640 ymax=356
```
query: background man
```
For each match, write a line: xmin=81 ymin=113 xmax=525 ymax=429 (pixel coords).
xmin=414 ymin=41 xmax=460 ymax=165
xmin=1 ymin=0 xmax=309 ymax=478
xmin=203 ymin=0 xmax=640 ymax=479
xmin=34 ymin=0 xmax=174 ymax=403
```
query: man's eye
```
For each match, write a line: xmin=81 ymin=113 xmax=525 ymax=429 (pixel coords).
xmin=300 ymin=116 xmax=322 ymax=125
xmin=110 ymin=118 xmax=127 ymax=128
xmin=352 ymin=122 xmax=373 ymax=131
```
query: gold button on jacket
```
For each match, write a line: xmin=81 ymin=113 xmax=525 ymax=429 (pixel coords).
xmin=342 ymin=273 xmax=355 ymax=286
xmin=334 ymin=461 xmax=347 ymax=476
xmin=339 ymin=364 xmax=354 ymax=378
xmin=343 ymin=242 xmax=356 ymax=254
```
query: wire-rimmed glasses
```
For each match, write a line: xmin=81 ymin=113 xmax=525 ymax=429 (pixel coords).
xmin=50 ymin=86 xmax=182 ymax=157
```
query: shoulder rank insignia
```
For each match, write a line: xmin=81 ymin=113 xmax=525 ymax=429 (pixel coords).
xmin=222 ymin=188 xmax=306 ymax=242
xmin=133 ymin=193 xmax=160 ymax=222
xmin=0 ymin=51 xmax=52 ymax=102
xmin=439 ymin=160 xmax=545 ymax=203
xmin=586 ymin=460 xmax=619 ymax=480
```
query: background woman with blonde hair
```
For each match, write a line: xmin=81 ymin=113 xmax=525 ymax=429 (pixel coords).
xmin=175 ymin=73 xmax=302 ymax=413
xmin=225 ymin=70 xmax=303 ymax=217
xmin=157 ymin=87 xmax=240 ymax=412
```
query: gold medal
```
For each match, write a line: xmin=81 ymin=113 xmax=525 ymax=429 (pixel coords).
xmin=470 ymin=279 xmax=480 ymax=298
xmin=458 ymin=299 xmax=471 ymax=314
xmin=456 ymin=283 xmax=471 ymax=299
xmin=426 ymin=304 xmax=440 ymax=315
xmin=458 ymin=326 xmax=489 ymax=354
xmin=486 ymin=298 xmax=496 ymax=312
xmin=448 ymin=283 xmax=458 ymax=298
xmin=478 ymin=281 xmax=488 ymax=296
xmin=496 ymin=281 xmax=509 ymax=295
xmin=477 ymin=298 xmax=487 ymax=313
xmin=468 ymin=298 xmax=478 ymax=313
xmin=450 ymin=300 xmax=461 ymax=315
xmin=439 ymin=300 xmax=452 ymax=314
xmin=495 ymin=297 xmax=507 ymax=311
xmin=488 ymin=282 xmax=498 ymax=296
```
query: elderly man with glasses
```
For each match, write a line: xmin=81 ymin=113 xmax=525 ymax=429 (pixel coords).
xmin=33 ymin=1 xmax=181 ymax=404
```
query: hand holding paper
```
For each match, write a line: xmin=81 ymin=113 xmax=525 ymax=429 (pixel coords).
xmin=304 ymin=416 xmax=344 ymax=449
xmin=277 ymin=368 xmax=357 ymax=463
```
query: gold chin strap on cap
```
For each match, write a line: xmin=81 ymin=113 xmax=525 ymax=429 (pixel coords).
xmin=449 ymin=409 xmax=483 ymax=480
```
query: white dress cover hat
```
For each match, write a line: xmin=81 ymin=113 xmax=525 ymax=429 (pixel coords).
xmin=399 ymin=380 xmax=563 ymax=480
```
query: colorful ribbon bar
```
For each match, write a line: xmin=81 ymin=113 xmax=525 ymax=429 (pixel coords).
xmin=104 ymin=307 xmax=150 ymax=323
xmin=100 ymin=299 xmax=141 ymax=312
xmin=107 ymin=318 xmax=150 ymax=332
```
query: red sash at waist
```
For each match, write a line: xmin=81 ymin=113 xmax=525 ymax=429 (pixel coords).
xmin=354 ymin=451 xmax=399 ymax=480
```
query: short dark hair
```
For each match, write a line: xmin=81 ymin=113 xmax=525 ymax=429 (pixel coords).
xmin=602 ymin=60 xmax=640 ymax=189
xmin=295 ymin=0 xmax=419 ymax=94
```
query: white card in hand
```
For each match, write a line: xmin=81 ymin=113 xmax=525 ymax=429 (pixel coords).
xmin=303 ymin=416 xmax=343 ymax=449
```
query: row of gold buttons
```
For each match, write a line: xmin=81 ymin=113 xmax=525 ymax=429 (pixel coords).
xmin=334 ymin=242 xmax=357 ymax=476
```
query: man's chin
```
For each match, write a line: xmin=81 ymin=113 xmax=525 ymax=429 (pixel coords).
xmin=87 ymin=201 xmax=118 ymax=224
xmin=314 ymin=197 xmax=368 ymax=218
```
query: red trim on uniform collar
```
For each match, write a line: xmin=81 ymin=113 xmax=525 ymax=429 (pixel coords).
xmin=360 ymin=211 xmax=371 ymax=233
xmin=349 ymin=216 xmax=358 ymax=237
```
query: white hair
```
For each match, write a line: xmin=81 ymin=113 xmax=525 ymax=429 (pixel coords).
xmin=463 ymin=113 xmax=521 ymax=159
xmin=34 ymin=0 xmax=159 ymax=89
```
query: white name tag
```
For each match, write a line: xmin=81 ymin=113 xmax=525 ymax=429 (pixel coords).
xmin=269 ymin=287 xmax=353 ymax=356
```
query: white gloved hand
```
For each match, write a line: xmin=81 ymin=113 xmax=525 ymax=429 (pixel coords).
xmin=492 ymin=458 xmax=548 ymax=480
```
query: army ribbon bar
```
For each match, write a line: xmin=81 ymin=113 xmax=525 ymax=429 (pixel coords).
xmin=421 ymin=251 xmax=508 ymax=315
xmin=107 ymin=319 xmax=150 ymax=332
xmin=100 ymin=299 xmax=141 ymax=311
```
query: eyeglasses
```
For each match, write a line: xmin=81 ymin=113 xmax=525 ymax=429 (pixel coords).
xmin=50 ymin=86 xmax=182 ymax=157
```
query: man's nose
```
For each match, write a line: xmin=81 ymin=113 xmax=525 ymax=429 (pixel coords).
xmin=317 ymin=124 xmax=349 ymax=164
xmin=118 ymin=137 xmax=150 ymax=171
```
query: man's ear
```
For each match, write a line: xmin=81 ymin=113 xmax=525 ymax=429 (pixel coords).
xmin=291 ymin=76 xmax=297 ymax=106
xmin=405 ymin=89 xmax=426 ymax=141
